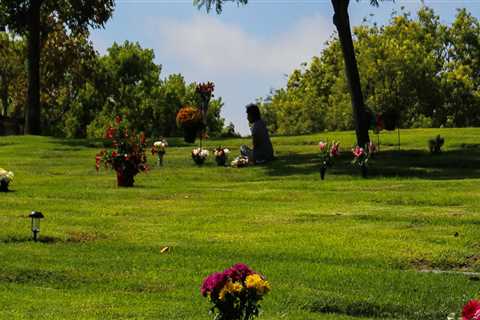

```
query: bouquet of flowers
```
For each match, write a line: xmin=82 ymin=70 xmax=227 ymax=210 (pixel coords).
xmin=176 ymin=106 xmax=203 ymax=143
xmin=196 ymin=82 xmax=215 ymax=113
xmin=151 ymin=139 xmax=168 ymax=166
xmin=352 ymin=142 xmax=376 ymax=178
xmin=192 ymin=148 xmax=209 ymax=165
xmin=318 ymin=141 xmax=340 ymax=180
xmin=429 ymin=135 xmax=444 ymax=154
xmin=214 ymin=147 xmax=230 ymax=166
xmin=448 ymin=299 xmax=480 ymax=320
xmin=201 ymin=263 xmax=271 ymax=320
xmin=95 ymin=116 xmax=149 ymax=187
xmin=0 ymin=168 xmax=14 ymax=192
xmin=231 ymin=156 xmax=249 ymax=168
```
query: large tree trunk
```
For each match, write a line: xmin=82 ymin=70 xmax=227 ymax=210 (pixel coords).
xmin=25 ymin=0 xmax=42 ymax=135
xmin=332 ymin=0 xmax=370 ymax=146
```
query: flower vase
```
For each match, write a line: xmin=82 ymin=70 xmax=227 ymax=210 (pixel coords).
xmin=193 ymin=157 xmax=205 ymax=166
xmin=320 ymin=166 xmax=326 ymax=180
xmin=361 ymin=164 xmax=368 ymax=178
xmin=157 ymin=153 xmax=164 ymax=166
xmin=215 ymin=156 xmax=226 ymax=166
xmin=0 ymin=180 xmax=9 ymax=192
xmin=183 ymin=125 xmax=199 ymax=143
xmin=116 ymin=170 xmax=135 ymax=187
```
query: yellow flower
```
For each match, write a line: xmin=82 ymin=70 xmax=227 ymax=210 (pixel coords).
xmin=218 ymin=280 xmax=244 ymax=301
xmin=245 ymin=274 xmax=271 ymax=295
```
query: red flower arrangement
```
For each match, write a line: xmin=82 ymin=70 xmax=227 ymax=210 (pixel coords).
xmin=463 ymin=300 xmax=480 ymax=320
xmin=176 ymin=106 xmax=203 ymax=143
xmin=95 ymin=116 xmax=148 ymax=187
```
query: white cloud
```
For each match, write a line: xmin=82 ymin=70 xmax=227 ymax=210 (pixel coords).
xmin=151 ymin=14 xmax=334 ymax=76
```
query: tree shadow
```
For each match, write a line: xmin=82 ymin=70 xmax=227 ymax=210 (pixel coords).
xmin=264 ymin=148 xmax=480 ymax=180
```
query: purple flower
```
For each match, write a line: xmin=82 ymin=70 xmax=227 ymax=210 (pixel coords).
xmin=224 ymin=263 xmax=254 ymax=282
xmin=200 ymin=272 xmax=228 ymax=297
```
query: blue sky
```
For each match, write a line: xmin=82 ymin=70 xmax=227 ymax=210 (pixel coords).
xmin=90 ymin=0 xmax=480 ymax=135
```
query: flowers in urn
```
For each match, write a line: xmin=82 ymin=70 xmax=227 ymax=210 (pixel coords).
xmin=214 ymin=147 xmax=230 ymax=166
xmin=448 ymin=299 xmax=480 ymax=320
xmin=318 ymin=141 xmax=340 ymax=180
xmin=192 ymin=148 xmax=209 ymax=166
xmin=201 ymin=263 xmax=271 ymax=320
xmin=352 ymin=142 xmax=376 ymax=178
xmin=429 ymin=134 xmax=444 ymax=154
xmin=231 ymin=156 xmax=249 ymax=168
xmin=151 ymin=139 xmax=168 ymax=166
xmin=196 ymin=81 xmax=215 ymax=115
xmin=176 ymin=106 xmax=203 ymax=143
xmin=95 ymin=116 xmax=149 ymax=187
xmin=0 ymin=168 xmax=14 ymax=192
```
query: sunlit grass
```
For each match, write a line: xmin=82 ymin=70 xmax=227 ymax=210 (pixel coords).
xmin=0 ymin=128 xmax=479 ymax=319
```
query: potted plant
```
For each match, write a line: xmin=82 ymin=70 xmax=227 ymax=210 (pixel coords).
xmin=176 ymin=106 xmax=203 ymax=143
xmin=214 ymin=147 xmax=230 ymax=166
xmin=0 ymin=168 xmax=14 ymax=192
xmin=231 ymin=156 xmax=249 ymax=168
xmin=192 ymin=148 xmax=209 ymax=166
xmin=318 ymin=141 xmax=340 ymax=180
xmin=352 ymin=142 xmax=376 ymax=178
xmin=428 ymin=135 xmax=444 ymax=154
xmin=95 ymin=116 xmax=149 ymax=187
xmin=201 ymin=263 xmax=271 ymax=320
xmin=151 ymin=139 xmax=168 ymax=166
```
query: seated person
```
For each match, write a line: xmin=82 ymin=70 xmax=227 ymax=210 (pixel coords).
xmin=240 ymin=103 xmax=274 ymax=164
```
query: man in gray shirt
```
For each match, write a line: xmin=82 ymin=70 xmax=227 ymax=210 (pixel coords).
xmin=240 ymin=104 xmax=274 ymax=164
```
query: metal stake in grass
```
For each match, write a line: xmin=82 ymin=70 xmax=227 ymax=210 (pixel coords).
xmin=29 ymin=211 xmax=44 ymax=242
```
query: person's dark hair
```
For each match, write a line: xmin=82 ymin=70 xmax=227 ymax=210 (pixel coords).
xmin=246 ymin=103 xmax=261 ymax=121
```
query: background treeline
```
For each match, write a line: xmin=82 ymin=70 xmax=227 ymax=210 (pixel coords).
xmin=258 ymin=7 xmax=480 ymax=135
xmin=0 ymin=29 xmax=232 ymax=138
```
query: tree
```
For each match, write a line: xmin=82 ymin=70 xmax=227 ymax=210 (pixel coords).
xmin=0 ymin=31 xmax=26 ymax=117
xmin=0 ymin=0 xmax=115 ymax=135
xmin=194 ymin=0 xmax=389 ymax=146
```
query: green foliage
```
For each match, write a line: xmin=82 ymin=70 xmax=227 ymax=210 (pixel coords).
xmin=0 ymin=31 xmax=25 ymax=117
xmin=262 ymin=7 xmax=480 ymax=135
xmin=194 ymin=0 xmax=248 ymax=14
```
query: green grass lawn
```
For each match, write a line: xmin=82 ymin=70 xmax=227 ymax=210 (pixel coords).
xmin=1 ymin=128 xmax=480 ymax=319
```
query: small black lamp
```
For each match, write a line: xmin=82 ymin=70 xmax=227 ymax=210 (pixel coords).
xmin=29 ymin=211 xmax=44 ymax=242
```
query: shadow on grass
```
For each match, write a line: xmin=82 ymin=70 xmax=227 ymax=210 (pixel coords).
xmin=264 ymin=148 xmax=480 ymax=180
xmin=310 ymin=297 xmax=447 ymax=320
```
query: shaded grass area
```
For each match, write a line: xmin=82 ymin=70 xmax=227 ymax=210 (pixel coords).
xmin=0 ymin=128 xmax=479 ymax=319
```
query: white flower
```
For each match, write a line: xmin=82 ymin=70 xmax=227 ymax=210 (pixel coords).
xmin=154 ymin=140 xmax=168 ymax=148
xmin=0 ymin=168 xmax=14 ymax=183
xmin=192 ymin=148 xmax=208 ymax=158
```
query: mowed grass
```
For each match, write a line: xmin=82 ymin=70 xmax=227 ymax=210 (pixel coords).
xmin=0 ymin=128 xmax=480 ymax=320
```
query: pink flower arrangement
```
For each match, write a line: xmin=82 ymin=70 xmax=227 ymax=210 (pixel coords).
xmin=318 ymin=141 xmax=340 ymax=180
xmin=201 ymin=263 xmax=271 ymax=320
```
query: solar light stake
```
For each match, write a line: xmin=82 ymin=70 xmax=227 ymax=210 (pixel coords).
xmin=29 ymin=211 xmax=44 ymax=242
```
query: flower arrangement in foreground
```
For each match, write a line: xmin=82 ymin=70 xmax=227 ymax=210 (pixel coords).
xmin=231 ymin=156 xmax=249 ymax=168
xmin=0 ymin=168 xmax=14 ymax=192
xmin=352 ymin=142 xmax=376 ymax=178
xmin=318 ymin=141 xmax=340 ymax=180
xmin=448 ymin=299 xmax=480 ymax=320
xmin=95 ymin=116 xmax=148 ymax=187
xmin=201 ymin=263 xmax=271 ymax=320
xmin=192 ymin=148 xmax=209 ymax=165
xmin=151 ymin=139 xmax=168 ymax=166
xmin=176 ymin=106 xmax=203 ymax=143
xmin=214 ymin=147 xmax=230 ymax=166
